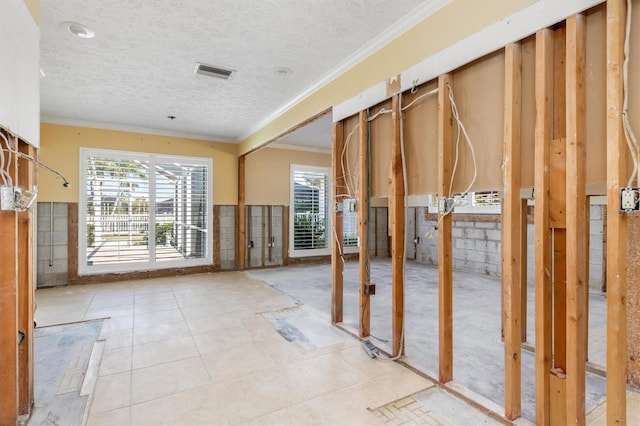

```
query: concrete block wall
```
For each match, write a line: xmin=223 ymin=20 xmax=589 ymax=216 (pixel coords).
xmin=368 ymin=207 xmax=389 ymax=258
xmin=218 ymin=205 xmax=237 ymax=271
xmin=403 ymin=205 xmax=606 ymax=290
xmin=36 ymin=202 xmax=69 ymax=288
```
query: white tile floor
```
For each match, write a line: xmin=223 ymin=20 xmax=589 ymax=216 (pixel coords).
xmin=34 ymin=271 xmax=638 ymax=425
xmin=35 ymin=273 xmax=472 ymax=425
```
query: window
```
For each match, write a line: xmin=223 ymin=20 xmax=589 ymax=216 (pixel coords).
xmin=79 ymin=148 xmax=212 ymax=274
xmin=290 ymin=165 xmax=330 ymax=257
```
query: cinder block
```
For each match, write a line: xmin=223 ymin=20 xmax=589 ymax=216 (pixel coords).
xmin=465 ymin=228 xmax=485 ymax=240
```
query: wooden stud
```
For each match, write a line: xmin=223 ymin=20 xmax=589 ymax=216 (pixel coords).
xmin=534 ymin=28 xmax=554 ymax=426
xmin=358 ymin=111 xmax=370 ymax=338
xmin=390 ymin=94 xmax=405 ymax=357
xmin=331 ymin=120 xmax=345 ymax=324
xmin=565 ymin=14 xmax=587 ymax=425
xmin=268 ymin=206 xmax=273 ymax=263
xmin=0 ymin=132 xmax=19 ymax=425
xmin=502 ymin=42 xmax=523 ymax=421
xmin=283 ymin=205 xmax=290 ymax=266
xmin=521 ymin=198 xmax=528 ymax=343
xmin=238 ymin=156 xmax=246 ymax=271
xmin=246 ymin=206 xmax=252 ymax=268
xmin=437 ymin=74 xmax=453 ymax=384
xmin=18 ymin=142 xmax=35 ymax=416
xmin=606 ymin=0 xmax=628 ymax=423
xmin=553 ymin=228 xmax=567 ymax=370
xmin=261 ymin=206 xmax=266 ymax=267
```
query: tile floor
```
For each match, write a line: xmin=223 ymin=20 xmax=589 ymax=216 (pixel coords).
xmin=35 ymin=272 xmax=502 ymax=425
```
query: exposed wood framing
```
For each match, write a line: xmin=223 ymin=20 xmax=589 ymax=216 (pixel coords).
xmin=358 ymin=110 xmax=370 ymax=337
xmin=502 ymin=42 xmax=523 ymax=420
xmin=553 ymin=228 xmax=567 ymax=369
xmin=534 ymin=28 xmax=554 ymax=426
xmin=521 ymin=198 xmax=528 ymax=342
xmin=437 ymin=73 xmax=453 ymax=384
xmin=238 ymin=156 xmax=246 ymax=271
xmin=18 ymin=142 xmax=34 ymax=415
xmin=390 ymin=94 xmax=405 ymax=356
xmin=331 ymin=120 xmax=345 ymax=324
xmin=605 ymin=0 xmax=628 ymax=423
xmin=0 ymin=133 xmax=19 ymax=425
xmin=565 ymin=14 xmax=587 ymax=425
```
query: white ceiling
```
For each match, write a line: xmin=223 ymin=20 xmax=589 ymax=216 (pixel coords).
xmin=39 ymin=0 xmax=445 ymax=146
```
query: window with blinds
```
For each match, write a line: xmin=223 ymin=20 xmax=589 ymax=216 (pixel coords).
xmin=290 ymin=165 xmax=330 ymax=257
xmin=79 ymin=148 xmax=212 ymax=274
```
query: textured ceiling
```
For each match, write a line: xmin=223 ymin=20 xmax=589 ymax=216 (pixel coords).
xmin=39 ymin=0 xmax=440 ymax=144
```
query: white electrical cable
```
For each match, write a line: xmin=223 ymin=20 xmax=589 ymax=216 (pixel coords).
xmin=341 ymin=124 xmax=360 ymax=197
xmin=623 ymin=0 xmax=640 ymax=188
xmin=0 ymin=131 xmax=13 ymax=186
xmin=367 ymin=107 xmax=392 ymax=122
xmin=401 ymin=88 xmax=439 ymax=112
xmin=447 ymin=84 xmax=478 ymax=197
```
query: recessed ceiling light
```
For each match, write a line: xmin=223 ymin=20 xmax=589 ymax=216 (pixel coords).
xmin=63 ymin=22 xmax=95 ymax=39
xmin=275 ymin=67 xmax=292 ymax=77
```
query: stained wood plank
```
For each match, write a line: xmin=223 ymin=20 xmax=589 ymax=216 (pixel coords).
xmin=565 ymin=13 xmax=587 ymax=425
xmin=605 ymin=0 xmax=628 ymax=423
xmin=534 ymin=28 xmax=554 ymax=426
xmin=502 ymin=42 xmax=523 ymax=420
xmin=553 ymin=229 xmax=567 ymax=370
xmin=331 ymin=120 xmax=345 ymax=324
xmin=521 ymin=198 xmax=528 ymax=342
xmin=238 ymin=156 xmax=246 ymax=271
xmin=437 ymin=74 xmax=453 ymax=384
xmin=0 ymin=132 xmax=19 ymax=425
xmin=358 ymin=110 xmax=370 ymax=337
xmin=390 ymin=94 xmax=405 ymax=356
xmin=18 ymin=142 xmax=34 ymax=416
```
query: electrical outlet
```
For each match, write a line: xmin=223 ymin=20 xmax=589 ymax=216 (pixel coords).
xmin=621 ymin=188 xmax=640 ymax=212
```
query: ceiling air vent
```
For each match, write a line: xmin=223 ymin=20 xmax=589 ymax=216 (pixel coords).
xmin=193 ymin=63 xmax=235 ymax=80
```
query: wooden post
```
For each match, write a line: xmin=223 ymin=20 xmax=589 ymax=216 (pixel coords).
xmin=521 ymin=198 xmax=528 ymax=342
xmin=534 ymin=28 xmax=554 ymax=426
xmin=390 ymin=94 xmax=405 ymax=356
xmin=606 ymin=0 xmax=628 ymax=423
xmin=238 ymin=156 xmax=246 ymax=271
xmin=0 ymin=132 xmax=19 ymax=425
xmin=332 ymin=120 xmax=345 ymax=324
xmin=565 ymin=14 xmax=587 ymax=425
xmin=437 ymin=74 xmax=453 ymax=383
xmin=502 ymin=42 xmax=523 ymax=420
xmin=18 ymin=142 xmax=35 ymax=416
xmin=358 ymin=111 xmax=370 ymax=338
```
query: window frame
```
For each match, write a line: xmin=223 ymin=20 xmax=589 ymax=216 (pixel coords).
xmin=79 ymin=148 xmax=213 ymax=275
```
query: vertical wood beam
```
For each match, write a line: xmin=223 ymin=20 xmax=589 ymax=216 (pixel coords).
xmin=0 ymin=133 xmax=19 ymax=425
xmin=521 ymin=198 xmax=528 ymax=342
xmin=606 ymin=0 xmax=628 ymax=423
xmin=502 ymin=42 xmax=523 ymax=421
xmin=437 ymin=74 xmax=453 ymax=384
xmin=390 ymin=94 xmax=405 ymax=356
xmin=358 ymin=111 xmax=370 ymax=338
xmin=238 ymin=156 xmax=246 ymax=270
xmin=565 ymin=14 xmax=587 ymax=425
xmin=534 ymin=28 xmax=554 ymax=426
xmin=18 ymin=142 xmax=35 ymax=416
xmin=331 ymin=120 xmax=345 ymax=324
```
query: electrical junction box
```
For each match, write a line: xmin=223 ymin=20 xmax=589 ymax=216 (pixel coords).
xmin=1 ymin=185 xmax=14 ymax=210
xmin=621 ymin=188 xmax=640 ymax=212
xmin=345 ymin=199 xmax=357 ymax=212
xmin=438 ymin=197 xmax=455 ymax=214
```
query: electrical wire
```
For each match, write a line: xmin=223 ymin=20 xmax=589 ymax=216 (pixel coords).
xmin=0 ymin=131 xmax=13 ymax=186
xmin=401 ymin=87 xmax=439 ymax=112
xmin=447 ymin=83 xmax=478 ymax=197
xmin=622 ymin=0 xmax=640 ymax=188
xmin=367 ymin=107 xmax=392 ymax=122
